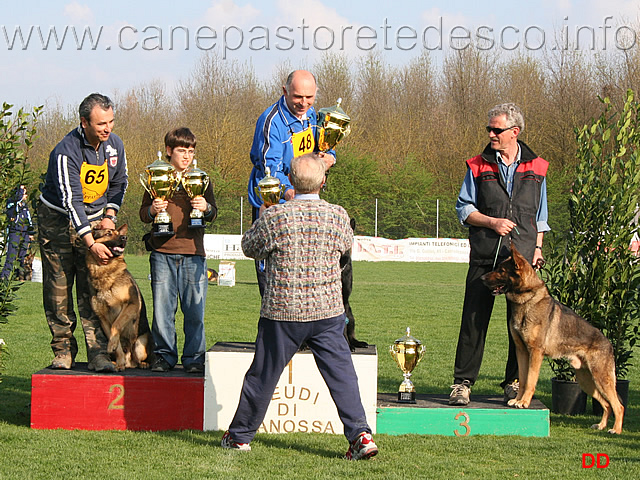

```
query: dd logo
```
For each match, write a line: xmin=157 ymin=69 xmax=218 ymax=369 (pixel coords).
xmin=582 ymin=453 xmax=610 ymax=469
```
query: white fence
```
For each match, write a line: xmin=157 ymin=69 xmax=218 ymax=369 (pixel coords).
xmin=204 ymin=234 xmax=470 ymax=263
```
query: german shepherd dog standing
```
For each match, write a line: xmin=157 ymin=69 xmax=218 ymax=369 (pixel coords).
xmin=482 ymin=246 xmax=624 ymax=434
xmin=342 ymin=218 xmax=368 ymax=351
xmin=86 ymin=224 xmax=154 ymax=371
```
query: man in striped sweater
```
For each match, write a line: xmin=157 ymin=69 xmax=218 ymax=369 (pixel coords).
xmin=222 ymin=153 xmax=377 ymax=460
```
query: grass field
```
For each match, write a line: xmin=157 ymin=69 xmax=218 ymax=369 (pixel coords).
xmin=0 ymin=257 xmax=638 ymax=479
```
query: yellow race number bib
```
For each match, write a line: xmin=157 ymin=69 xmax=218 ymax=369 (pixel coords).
xmin=291 ymin=127 xmax=315 ymax=158
xmin=80 ymin=162 xmax=109 ymax=204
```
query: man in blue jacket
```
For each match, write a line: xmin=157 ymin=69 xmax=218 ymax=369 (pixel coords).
xmin=248 ymin=70 xmax=335 ymax=296
xmin=38 ymin=93 xmax=128 ymax=372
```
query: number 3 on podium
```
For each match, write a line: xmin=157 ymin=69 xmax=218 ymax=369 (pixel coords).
xmin=454 ymin=412 xmax=470 ymax=436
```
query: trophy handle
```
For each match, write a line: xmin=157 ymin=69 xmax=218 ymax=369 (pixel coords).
xmin=139 ymin=173 xmax=153 ymax=196
xmin=416 ymin=345 xmax=426 ymax=366
xmin=166 ymin=177 xmax=179 ymax=200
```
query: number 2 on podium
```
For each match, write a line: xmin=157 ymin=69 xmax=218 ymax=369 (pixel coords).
xmin=108 ymin=384 xmax=125 ymax=410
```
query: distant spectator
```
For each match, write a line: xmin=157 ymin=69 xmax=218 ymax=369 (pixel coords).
xmin=2 ymin=185 xmax=33 ymax=280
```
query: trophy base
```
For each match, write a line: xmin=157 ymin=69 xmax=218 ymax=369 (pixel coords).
xmin=153 ymin=222 xmax=174 ymax=237
xmin=188 ymin=218 xmax=205 ymax=229
xmin=397 ymin=391 xmax=416 ymax=404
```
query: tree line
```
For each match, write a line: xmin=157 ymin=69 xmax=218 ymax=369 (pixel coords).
xmin=21 ymin=41 xmax=640 ymax=252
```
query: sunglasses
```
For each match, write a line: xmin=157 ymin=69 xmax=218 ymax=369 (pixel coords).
xmin=486 ymin=125 xmax=516 ymax=135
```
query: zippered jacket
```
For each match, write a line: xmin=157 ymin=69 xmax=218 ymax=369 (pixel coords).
xmin=40 ymin=126 xmax=128 ymax=238
xmin=248 ymin=96 xmax=321 ymax=208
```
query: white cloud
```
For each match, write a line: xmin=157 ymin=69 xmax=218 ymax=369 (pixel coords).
xmin=63 ymin=2 xmax=95 ymax=24
xmin=203 ymin=0 xmax=261 ymax=26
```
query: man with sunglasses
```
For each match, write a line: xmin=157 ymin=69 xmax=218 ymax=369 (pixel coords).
xmin=449 ymin=103 xmax=550 ymax=406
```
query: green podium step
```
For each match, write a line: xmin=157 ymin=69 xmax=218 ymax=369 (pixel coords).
xmin=376 ymin=393 xmax=549 ymax=437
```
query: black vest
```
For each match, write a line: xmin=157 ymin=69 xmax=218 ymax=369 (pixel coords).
xmin=467 ymin=141 xmax=548 ymax=265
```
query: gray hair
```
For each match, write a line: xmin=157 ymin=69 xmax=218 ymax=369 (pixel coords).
xmin=79 ymin=93 xmax=114 ymax=122
xmin=488 ymin=103 xmax=525 ymax=132
xmin=290 ymin=153 xmax=326 ymax=193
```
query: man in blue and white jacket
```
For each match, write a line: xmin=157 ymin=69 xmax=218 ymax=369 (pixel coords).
xmin=248 ymin=70 xmax=335 ymax=296
xmin=38 ymin=93 xmax=128 ymax=372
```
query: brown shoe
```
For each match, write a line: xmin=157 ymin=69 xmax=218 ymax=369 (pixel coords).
xmin=51 ymin=354 xmax=74 ymax=370
xmin=88 ymin=354 xmax=116 ymax=373
xmin=449 ymin=381 xmax=471 ymax=406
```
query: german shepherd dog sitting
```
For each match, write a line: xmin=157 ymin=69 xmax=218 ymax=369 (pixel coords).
xmin=86 ymin=224 xmax=154 ymax=371
xmin=481 ymin=246 xmax=624 ymax=434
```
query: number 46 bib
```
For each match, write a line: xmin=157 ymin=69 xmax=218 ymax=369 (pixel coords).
xmin=80 ymin=161 xmax=109 ymax=204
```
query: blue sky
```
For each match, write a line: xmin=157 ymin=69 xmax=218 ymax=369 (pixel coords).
xmin=1 ymin=0 xmax=639 ymax=108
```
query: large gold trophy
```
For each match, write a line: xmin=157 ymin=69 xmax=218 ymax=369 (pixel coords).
xmin=139 ymin=151 xmax=179 ymax=236
xmin=181 ymin=159 xmax=210 ymax=229
xmin=390 ymin=327 xmax=426 ymax=404
xmin=254 ymin=167 xmax=285 ymax=207
xmin=316 ymin=98 xmax=351 ymax=152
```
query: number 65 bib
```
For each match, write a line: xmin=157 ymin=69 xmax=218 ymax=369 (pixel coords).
xmin=80 ymin=162 xmax=109 ymax=204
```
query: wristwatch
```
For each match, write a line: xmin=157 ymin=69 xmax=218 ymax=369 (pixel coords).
xmin=103 ymin=214 xmax=117 ymax=224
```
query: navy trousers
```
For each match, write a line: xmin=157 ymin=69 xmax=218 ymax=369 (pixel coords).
xmin=453 ymin=263 xmax=518 ymax=388
xmin=228 ymin=315 xmax=372 ymax=444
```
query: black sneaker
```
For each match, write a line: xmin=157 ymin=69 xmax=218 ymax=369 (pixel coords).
xmin=151 ymin=357 xmax=172 ymax=372
xmin=184 ymin=363 xmax=204 ymax=374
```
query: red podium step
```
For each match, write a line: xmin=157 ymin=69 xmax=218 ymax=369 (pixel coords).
xmin=31 ymin=363 xmax=204 ymax=431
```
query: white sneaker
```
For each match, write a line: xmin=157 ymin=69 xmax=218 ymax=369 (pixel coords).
xmin=221 ymin=431 xmax=251 ymax=451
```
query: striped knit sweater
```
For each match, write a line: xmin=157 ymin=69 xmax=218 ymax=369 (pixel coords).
xmin=241 ymin=198 xmax=353 ymax=322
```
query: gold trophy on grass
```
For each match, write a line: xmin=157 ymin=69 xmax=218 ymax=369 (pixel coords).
xmin=181 ymin=159 xmax=210 ymax=229
xmin=390 ymin=327 xmax=426 ymax=404
xmin=254 ymin=167 xmax=285 ymax=207
xmin=139 ymin=151 xmax=179 ymax=236
xmin=316 ymin=98 xmax=351 ymax=152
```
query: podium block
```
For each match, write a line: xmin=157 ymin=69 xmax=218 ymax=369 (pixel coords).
xmin=31 ymin=363 xmax=204 ymax=431
xmin=377 ymin=393 xmax=549 ymax=437
xmin=204 ymin=342 xmax=378 ymax=434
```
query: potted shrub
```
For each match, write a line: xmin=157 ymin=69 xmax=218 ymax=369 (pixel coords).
xmin=547 ymin=358 xmax=587 ymax=415
xmin=546 ymin=90 xmax=640 ymax=415
xmin=0 ymin=103 xmax=41 ymax=383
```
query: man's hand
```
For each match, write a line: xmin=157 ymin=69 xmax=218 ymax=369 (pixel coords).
xmin=490 ymin=218 xmax=517 ymax=236
xmin=318 ymin=152 xmax=336 ymax=171
xmin=284 ymin=188 xmax=295 ymax=201
xmin=87 ymin=240 xmax=112 ymax=265
xmin=466 ymin=211 xmax=516 ymax=236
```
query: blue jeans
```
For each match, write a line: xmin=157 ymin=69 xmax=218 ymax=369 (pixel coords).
xmin=149 ymin=251 xmax=207 ymax=367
